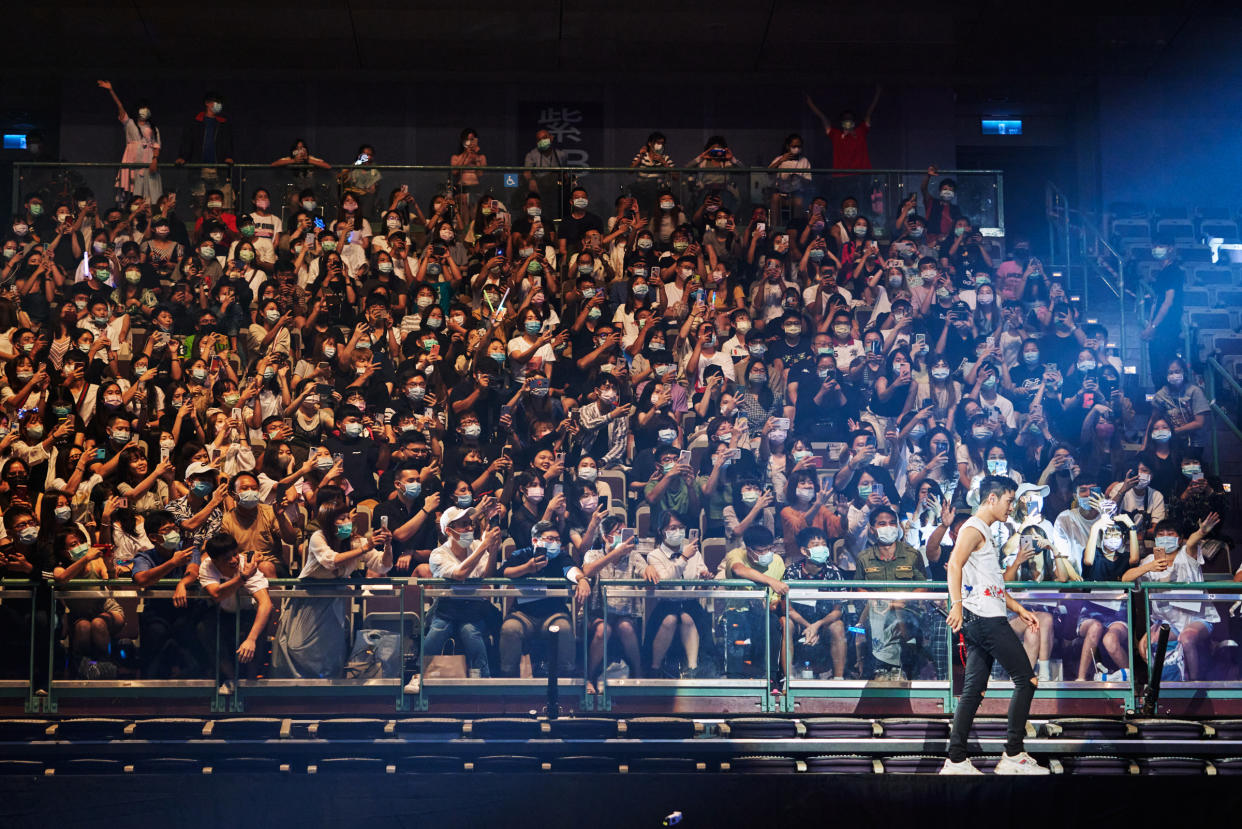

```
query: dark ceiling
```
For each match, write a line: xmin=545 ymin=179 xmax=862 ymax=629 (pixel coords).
xmin=6 ymin=1 xmax=1230 ymax=81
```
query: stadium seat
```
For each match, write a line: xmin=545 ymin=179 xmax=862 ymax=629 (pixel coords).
xmin=310 ymin=719 xmax=389 ymax=739
xmin=1200 ymin=219 xmax=1239 ymax=240
xmin=1138 ymin=757 xmax=1209 ymax=775
xmin=548 ymin=755 xmax=619 ymax=772
xmin=313 ymin=757 xmax=389 ymax=774
xmin=1111 ymin=218 xmax=1151 ymax=243
xmin=0 ymin=720 xmax=53 ymax=741
xmin=622 ymin=717 xmax=699 ymax=739
xmin=131 ymin=757 xmax=204 ymax=774
xmin=1182 ymin=289 xmax=1211 ymax=308
xmin=627 ymin=757 xmax=701 ymax=773
xmin=804 ymin=755 xmax=877 ymax=774
xmin=881 ymin=755 xmax=947 ymax=774
xmin=721 ymin=717 xmax=800 ymax=738
xmin=212 ymin=757 xmax=286 ymax=773
xmin=1156 ymin=217 xmax=1194 ymax=240
xmin=52 ymin=718 xmax=129 ymax=740
xmin=1206 ymin=720 xmax=1242 ymax=740
xmin=1214 ymin=758 xmax=1242 ymax=775
xmin=394 ymin=717 xmax=464 ymax=739
xmin=598 ymin=469 xmax=627 ymax=511
xmin=396 ymin=755 xmax=464 ymax=773
xmin=467 ymin=718 xmax=543 ymax=739
xmin=1041 ymin=718 xmax=1136 ymax=739
xmin=1132 ymin=719 xmax=1209 ymax=740
xmin=725 ymin=755 xmax=797 ymax=773
xmin=546 ymin=717 xmax=619 ymax=739
xmin=53 ymin=758 xmax=125 ymax=775
xmin=126 ymin=718 xmax=208 ymax=740
xmin=701 ymin=537 xmax=727 ymax=575
xmin=877 ymin=718 xmax=950 ymax=740
xmin=1193 ymin=266 xmax=1233 ymax=287
xmin=206 ymin=718 xmax=285 ymax=740
xmin=635 ymin=504 xmax=652 ymax=539
xmin=0 ymin=760 xmax=44 ymax=775
xmin=1059 ymin=756 xmax=1135 ymax=775
xmin=473 ymin=755 xmax=541 ymax=772
xmin=801 ymin=718 xmax=879 ymax=738
xmin=1181 ymin=246 xmax=1214 ymax=263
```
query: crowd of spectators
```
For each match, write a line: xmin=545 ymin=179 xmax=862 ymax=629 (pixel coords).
xmin=0 ymin=83 xmax=1235 ymax=694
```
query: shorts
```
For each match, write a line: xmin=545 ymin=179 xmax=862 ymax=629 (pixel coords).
xmin=1077 ymin=604 xmax=1127 ymax=633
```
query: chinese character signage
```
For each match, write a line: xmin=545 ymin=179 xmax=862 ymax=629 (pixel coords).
xmin=518 ymin=102 xmax=603 ymax=167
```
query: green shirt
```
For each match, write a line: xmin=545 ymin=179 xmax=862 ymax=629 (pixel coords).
xmin=855 ymin=541 xmax=927 ymax=582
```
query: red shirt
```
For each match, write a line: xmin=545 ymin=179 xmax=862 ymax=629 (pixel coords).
xmin=829 ymin=124 xmax=871 ymax=171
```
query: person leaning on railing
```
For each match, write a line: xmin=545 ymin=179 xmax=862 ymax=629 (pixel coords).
xmin=197 ymin=532 xmax=272 ymax=694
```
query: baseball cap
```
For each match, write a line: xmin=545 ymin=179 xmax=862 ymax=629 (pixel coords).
xmin=439 ymin=505 xmax=474 ymax=534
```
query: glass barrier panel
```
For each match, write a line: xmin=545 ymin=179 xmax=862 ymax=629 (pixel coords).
xmin=783 ymin=585 xmax=951 ymax=694
xmin=597 ymin=581 xmax=771 ymax=695
xmin=0 ymin=583 xmax=42 ymax=707
xmin=995 ymin=587 xmax=1134 ymax=691
xmin=413 ymin=580 xmax=585 ymax=701
xmin=48 ymin=582 xmax=222 ymax=705
xmin=1143 ymin=585 xmax=1242 ymax=685
xmin=235 ymin=580 xmax=406 ymax=705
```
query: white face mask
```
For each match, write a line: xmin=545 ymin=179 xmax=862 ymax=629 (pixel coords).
xmin=875 ymin=525 xmax=900 ymax=545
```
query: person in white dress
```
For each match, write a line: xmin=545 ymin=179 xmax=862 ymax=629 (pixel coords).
xmin=98 ymin=81 xmax=163 ymax=203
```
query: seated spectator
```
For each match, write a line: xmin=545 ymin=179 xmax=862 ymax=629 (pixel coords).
xmin=423 ymin=506 xmax=503 ymax=678
xmin=582 ymin=515 xmax=653 ymax=690
xmin=131 ymin=511 xmax=209 ymax=678
xmin=498 ymin=520 xmax=590 ymax=678
xmin=644 ymin=513 xmax=713 ymax=678
xmin=784 ymin=527 xmax=847 ymax=679
xmin=52 ymin=524 xmax=123 ymax=679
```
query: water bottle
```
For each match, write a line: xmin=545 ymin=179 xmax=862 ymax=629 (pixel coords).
xmin=800 ymin=661 xmax=814 ymax=680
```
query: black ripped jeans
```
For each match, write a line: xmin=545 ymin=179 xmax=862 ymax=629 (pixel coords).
xmin=948 ymin=609 xmax=1037 ymax=762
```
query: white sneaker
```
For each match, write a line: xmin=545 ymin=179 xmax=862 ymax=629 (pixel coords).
xmin=403 ymin=675 xmax=420 ymax=694
xmin=217 ymin=680 xmax=235 ymax=696
xmin=994 ymin=751 xmax=1050 ymax=775
xmin=939 ymin=758 xmax=984 ymax=775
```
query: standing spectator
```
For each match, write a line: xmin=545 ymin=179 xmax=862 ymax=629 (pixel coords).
xmin=1140 ymin=234 xmax=1185 ymax=384
xmin=96 ymin=81 xmax=162 ymax=204
xmin=174 ymin=91 xmax=235 ymax=210
xmin=522 ymin=129 xmax=566 ymax=217
xmin=806 ymin=86 xmax=882 ymax=171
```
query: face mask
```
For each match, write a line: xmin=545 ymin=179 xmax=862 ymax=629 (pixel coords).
xmin=637 ymin=239 xmax=653 ymax=251
xmin=655 ymin=427 xmax=677 ymax=445
xmin=578 ymin=465 xmax=598 ymax=483
xmin=842 ymin=206 xmax=859 ymax=220
xmin=1151 ymin=246 xmax=1168 ymax=259
xmin=579 ymin=494 xmax=599 ymax=512
xmin=972 ymin=426 xmax=991 ymax=441
xmin=796 ymin=485 xmax=816 ymax=501
xmin=784 ymin=324 xmax=802 ymax=337
xmin=452 ymin=529 xmax=475 ymax=546
xmin=1151 ymin=428 xmax=1172 ymax=443
xmin=1102 ymin=532 xmax=1124 ymax=552
xmin=929 ymin=367 xmax=951 ymax=381
xmin=910 ymin=227 xmax=925 ymax=239
xmin=462 ymin=424 xmax=481 ymax=438
xmin=672 ymin=240 xmax=689 ymax=254
xmin=335 ymin=522 xmax=354 ymax=540
xmin=832 ymin=324 xmax=850 ymax=338
xmin=1166 ymin=373 xmax=1183 ymax=386
xmin=740 ymin=490 xmax=760 ymax=505
xmin=981 ymin=376 xmax=998 ymax=391
xmin=25 ymin=423 xmax=44 ymax=440
xmin=537 ymin=138 xmax=552 ymax=151
xmin=302 ymin=200 xmax=317 ymax=212
xmin=986 ymin=458 xmax=1008 ymax=475
xmin=191 ymin=479 xmax=215 ymax=498
xmin=939 ymin=189 xmax=955 ymax=202
xmin=631 ymin=283 xmax=652 ymax=299
xmin=222 ymin=393 xmax=240 ymax=407
xmin=755 ymin=551 xmax=774 ymax=568
xmin=1182 ymin=464 xmax=1201 ymax=478
xmin=876 ymin=526 xmax=901 ymax=545
xmin=806 ymin=544 xmax=831 ymax=565
xmin=750 ymin=372 xmax=767 ymax=385
xmin=665 ymin=528 xmax=685 ymax=547
xmin=661 ymin=461 xmax=676 ymax=474
xmin=597 ymin=389 xmax=617 ymax=405
xmin=344 ymin=422 xmax=364 ymax=437
xmin=572 ymin=198 xmax=589 ymax=210
xmin=53 ymin=505 xmax=72 ymax=523
xmin=977 ymin=291 xmax=994 ymax=305
xmin=792 ymin=449 xmax=812 ymax=463
xmin=1154 ymin=535 xmax=1179 ymax=553
xmin=523 ymin=320 xmax=543 ymax=335
xmin=1077 ymin=360 xmax=1096 ymax=372
xmin=237 ymin=490 xmax=261 ymax=508
xmin=210 ymin=102 xmax=223 ymax=115
xmin=909 ymin=425 xmax=927 ymax=440
xmin=67 ymin=541 xmax=90 ymax=560
xmin=1021 ymin=351 xmax=1041 ymax=366
xmin=426 ymin=317 xmax=442 ymax=330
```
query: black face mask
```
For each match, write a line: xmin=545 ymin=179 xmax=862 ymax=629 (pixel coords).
xmin=461 ymin=460 xmax=486 ymax=476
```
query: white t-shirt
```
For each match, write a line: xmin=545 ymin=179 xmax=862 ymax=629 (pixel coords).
xmin=961 ymin=515 xmax=1006 ymax=617
xmin=198 ymin=554 xmax=270 ymax=613
xmin=428 ymin=540 xmax=490 ymax=579
xmin=248 ymin=212 xmax=283 ymax=263
xmin=505 ymin=335 xmax=556 ymax=383
xmin=689 ymin=349 xmax=735 ymax=388
xmin=1140 ymin=545 xmax=1221 ymax=628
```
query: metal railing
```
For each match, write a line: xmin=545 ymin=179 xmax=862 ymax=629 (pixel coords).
xmin=1204 ymin=357 xmax=1242 ymax=476
xmin=12 ymin=161 xmax=1004 ymax=237
xmin=9 ymin=577 xmax=1239 ymax=714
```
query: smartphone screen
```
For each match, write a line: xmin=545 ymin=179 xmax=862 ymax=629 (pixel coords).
xmin=380 ymin=515 xmax=389 ymax=529
xmin=621 ymin=528 xmax=636 ymax=545
xmin=552 ymin=483 xmax=563 ymax=499
xmin=807 ymin=456 xmax=824 ymax=469
xmin=678 ymin=450 xmax=692 ymax=467
xmin=687 ymin=529 xmax=699 ymax=544
xmin=872 ymin=483 xmax=884 ymax=497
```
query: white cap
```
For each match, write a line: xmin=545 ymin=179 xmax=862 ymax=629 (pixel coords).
xmin=1016 ymin=482 xmax=1050 ymax=500
xmin=185 ymin=462 xmax=217 ymax=479
xmin=439 ymin=505 xmax=473 ymax=534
